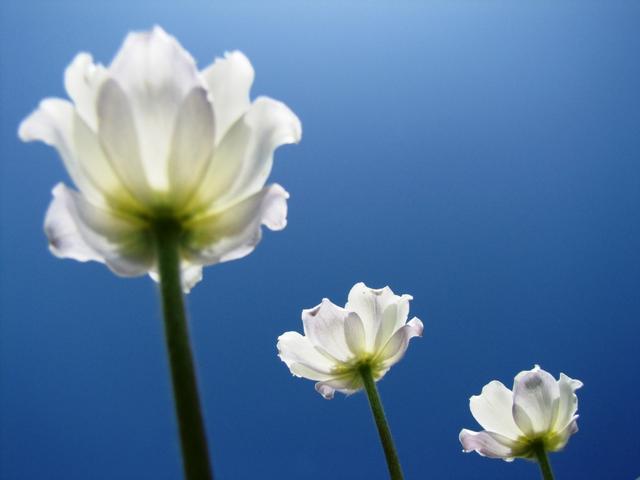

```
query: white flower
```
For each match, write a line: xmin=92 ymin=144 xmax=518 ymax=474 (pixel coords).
xmin=19 ymin=26 xmax=301 ymax=292
xmin=459 ymin=365 xmax=583 ymax=461
xmin=277 ymin=282 xmax=424 ymax=399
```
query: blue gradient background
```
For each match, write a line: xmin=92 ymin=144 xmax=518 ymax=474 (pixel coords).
xmin=1 ymin=1 xmax=639 ymax=479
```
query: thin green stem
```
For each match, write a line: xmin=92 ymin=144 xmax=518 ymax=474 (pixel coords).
xmin=154 ymin=221 xmax=213 ymax=480
xmin=358 ymin=364 xmax=404 ymax=480
xmin=532 ymin=442 xmax=555 ymax=480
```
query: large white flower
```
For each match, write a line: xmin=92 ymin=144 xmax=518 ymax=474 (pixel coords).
xmin=19 ymin=26 xmax=301 ymax=291
xmin=277 ymin=282 xmax=424 ymax=399
xmin=459 ymin=365 xmax=583 ymax=461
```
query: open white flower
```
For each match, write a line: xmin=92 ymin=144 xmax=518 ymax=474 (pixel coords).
xmin=459 ymin=365 xmax=583 ymax=461
xmin=277 ymin=282 xmax=423 ymax=399
xmin=19 ymin=26 xmax=301 ymax=291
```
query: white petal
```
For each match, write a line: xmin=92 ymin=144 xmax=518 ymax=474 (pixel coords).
xmin=183 ymin=183 xmax=288 ymax=265
xmin=180 ymin=263 xmax=203 ymax=293
xmin=167 ymin=87 xmax=215 ymax=206
xmin=290 ymin=363 xmax=335 ymax=382
xmin=189 ymin=96 xmax=301 ymax=212
xmin=148 ymin=262 xmax=204 ymax=294
xmin=459 ymin=429 xmax=518 ymax=461
xmin=44 ymin=183 xmax=152 ymax=276
xmin=344 ymin=312 xmax=367 ymax=356
xmin=469 ymin=381 xmax=523 ymax=440
xmin=553 ymin=373 xmax=583 ymax=432
xmin=548 ymin=415 xmax=579 ymax=451
xmin=64 ymin=52 xmax=108 ymax=130
xmin=96 ymin=79 xmax=152 ymax=205
xmin=512 ymin=366 xmax=560 ymax=437
xmin=346 ymin=283 xmax=398 ymax=351
xmin=315 ymin=383 xmax=336 ymax=400
xmin=19 ymin=99 xmax=115 ymax=207
xmin=374 ymin=294 xmax=413 ymax=350
xmin=301 ymin=298 xmax=352 ymax=362
xmin=377 ymin=317 xmax=423 ymax=368
xmin=315 ymin=377 xmax=359 ymax=400
xmin=201 ymin=51 xmax=254 ymax=144
xmin=108 ymin=26 xmax=202 ymax=190
xmin=277 ymin=331 xmax=336 ymax=375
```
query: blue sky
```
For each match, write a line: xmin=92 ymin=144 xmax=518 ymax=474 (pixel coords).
xmin=1 ymin=1 xmax=639 ymax=479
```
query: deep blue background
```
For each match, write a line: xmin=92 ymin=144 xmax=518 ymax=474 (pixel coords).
xmin=1 ymin=1 xmax=639 ymax=479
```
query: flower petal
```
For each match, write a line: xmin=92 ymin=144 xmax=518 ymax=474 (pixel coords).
xmin=377 ymin=317 xmax=423 ymax=368
xmin=346 ymin=283 xmax=399 ymax=351
xmin=344 ymin=312 xmax=367 ymax=356
xmin=183 ymin=183 xmax=288 ymax=266
xmin=64 ymin=52 xmax=108 ymax=130
xmin=469 ymin=381 xmax=523 ymax=440
xmin=167 ymin=87 xmax=215 ymax=206
xmin=315 ymin=377 xmax=359 ymax=400
xmin=553 ymin=373 xmax=583 ymax=432
xmin=548 ymin=415 xmax=579 ymax=452
xmin=96 ymin=79 xmax=152 ymax=205
xmin=44 ymin=183 xmax=152 ymax=276
xmin=277 ymin=331 xmax=336 ymax=375
xmin=301 ymin=299 xmax=352 ymax=362
xmin=190 ymin=96 xmax=301 ymax=212
xmin=18 ymin=99 xmax=117 ymax=207
xmin=108 ymin=26 xmax=202 ymax=190
xmin=512 ymin=366 xmax=560 ymax=437
xmin=201 ymin=50 xmax=254 ymax=144
xmin=148 ymin=261 xmax=203 ymax=294
xmin=374 ymin=294 xmax=413 ymax=350
xmin=459 ymin=429 xmax=518 ymax=461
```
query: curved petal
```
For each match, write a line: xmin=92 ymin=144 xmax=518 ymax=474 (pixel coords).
xmin=548 ymin=415 xmax=579 ymax=452
xmin=377 ymin=317 xmax=423 ymax=368
xmin=346 ymin=283 xmax=399 ymax=350
xmin=108 ymin=26 xmax=202 ymax=190
xmin=64 ymin=52 xmax=108 ymax=130
xmin=344 ymin=312 xmax=367 ymax=356
xmin=148 ymin=261 xmax=203 ymax=294
xmin=553 ymin=373 xmax=583 ymax=432
xmin=512 ymin=366 xmax=560 ymax=437
xmin=201 ymin=50 xmax=254 ymax=144
xmin=44 ymin=183 xmax=152 ymax=277
xmin=167 ymin=87 xmax=216 ymax=206
xmin=96 ymin=79 xmax=153 ymax=205
xmin=374 ymin=294 xmax=413 ymax=350
xmin=469 ymin=381 xmax=523 ymax=440
xmin=180 ymin=263 xmax=203 ymax=293
xmin=315 ymin=377 xmax=359 ymax=400
xmin=277 ymin=331 xmax=336 ymax=375
xmin=18 ymin=98 xmax=120 ymax=207
xmin=183 ymin=183 xmax=288 ymax=266
xmin=459 ymin=429 xmax=518 ymax=461
xmin=189 ymin=96 xmax=301 ymax=212
xmin=301 ymin=299 xmax=352 ymax=362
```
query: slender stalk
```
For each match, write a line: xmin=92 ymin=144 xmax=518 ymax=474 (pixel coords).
xmin=358 ymin=364 xmax=404 ymax=480
xmin=154 ymin=221 xmax=213 ymax=480
xmin=532 ymin=442 xmax=555 ymax=480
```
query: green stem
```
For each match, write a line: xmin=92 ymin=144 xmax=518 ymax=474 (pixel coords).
xmin=154 ymin=221 xmax=213 ymax=480
xmin=359 ymin=364 xmax=404 ymax=480
xmin=532 ymin=442 xmax=555 ymax=480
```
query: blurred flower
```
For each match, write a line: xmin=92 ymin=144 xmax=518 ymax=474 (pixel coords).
xmin=277 ymin=282 xmax=423 ymax=399
xmin=459 ymin=365 xmax=583 ymax=461
xmin=19 ymin=26 xmax=301 ymax=291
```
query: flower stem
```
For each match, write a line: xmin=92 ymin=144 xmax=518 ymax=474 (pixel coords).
xmin=358 ymin=364 xmax=404 ymax=480
xmin=532 ymin=442 xmax=555 ymax=480
xmin=154 ymin=221 xmax=213 ymax=480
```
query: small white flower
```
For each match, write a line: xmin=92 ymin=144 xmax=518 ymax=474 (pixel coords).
xmin=459 ymin=365 xmax=583 ymax=461
xmin=19 ymin=26 xmax=301 ymax=292
xmin=277 ymin=282 xmax=424 ymax=399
